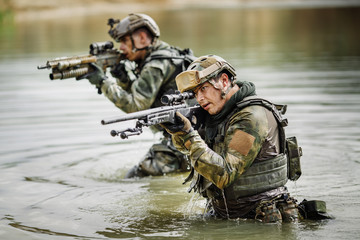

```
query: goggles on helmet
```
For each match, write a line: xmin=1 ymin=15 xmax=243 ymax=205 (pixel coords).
xmin=176 ymin=60 xmax=236 ymax=93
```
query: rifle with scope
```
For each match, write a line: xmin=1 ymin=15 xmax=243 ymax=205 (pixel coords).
xmin=101 ymin=91 xmax=206 ymax=139
xmin=37 ymin=41 xmax=122 ymax=80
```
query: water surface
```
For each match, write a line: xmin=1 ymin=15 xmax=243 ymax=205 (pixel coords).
xmin=0 ymin=5 xmax=360 ymax=240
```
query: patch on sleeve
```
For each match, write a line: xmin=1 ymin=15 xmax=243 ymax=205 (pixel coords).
xmin=228 ymin=130 xmax=255 ymax=156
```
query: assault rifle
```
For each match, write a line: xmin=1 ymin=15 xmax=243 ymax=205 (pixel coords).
xmin=101 ymin=91 xmax=205 ymax=139
xmin=37 ymin=41 xmax=122 ymax=80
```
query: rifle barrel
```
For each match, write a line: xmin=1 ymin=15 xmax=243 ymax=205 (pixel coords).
xmin=101 ymin=104 xmax=187 ymax=125
xmin=37 ymin=65 xmax=49 ymax=70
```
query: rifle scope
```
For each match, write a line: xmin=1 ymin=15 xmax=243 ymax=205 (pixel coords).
xmin=161 ymin=91 xmax=194 ymax=105
xmin=89 ymin=41 xmax=114 ymax=55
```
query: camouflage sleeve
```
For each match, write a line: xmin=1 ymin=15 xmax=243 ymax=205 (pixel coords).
xmin=171 ymin=134 xmax=190 ymax=155
xmin=185 ymin=106 xmax=269 ymax=190
xmin=100 ymin=62 xmax=167 ymax=113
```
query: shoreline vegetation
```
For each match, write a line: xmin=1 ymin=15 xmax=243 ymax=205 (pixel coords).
xmin=1 ymin=0 xmax=360 ymax=22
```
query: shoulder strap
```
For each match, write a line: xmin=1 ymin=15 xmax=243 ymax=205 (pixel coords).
xmin=236 ymin=96 xmax=288 ymax=127
xmin=145 ymin=47 xmax=196 ymax=70
xmin=234 ymin=96 xmax=289 ymax=153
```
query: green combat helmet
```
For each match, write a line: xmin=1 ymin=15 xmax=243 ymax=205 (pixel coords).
xmin=175 ymin=55 xmax=237 ymax=93
xmin=108 ymin=13 xmax=160 ymax=42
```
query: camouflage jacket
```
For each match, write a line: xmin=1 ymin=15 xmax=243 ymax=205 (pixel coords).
xmin=180 ymin=106 xmax=279 ymax=185
xmin=101 ymin=40 xmax=191 ymax=113
xmin=174 ymin=84 xmax=287 ymax=197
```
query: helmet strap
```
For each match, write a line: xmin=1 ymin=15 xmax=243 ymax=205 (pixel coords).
xmin=221 ymin=85 xmax=232 ymax=99
xmin=208 ymin=79 xmax=227 ymax=99
xmin=131 ymin=45 xmax=150 ymax=53
xmin=209 ymin=76 xmax=233 ymax=99
xmin=130 ymin=32 xmax=155 ymax=53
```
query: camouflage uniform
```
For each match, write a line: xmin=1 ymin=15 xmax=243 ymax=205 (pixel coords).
xmin=93 ymin=13 xmax=196 ymax=178
xmin=175 ymin=88 xmax=298 ymax=222
xmin=103 ymin=40 xmax=196 ymax=177
xmin=101 ymin=40 xmax=189 ymax=112
xmin=169 ymin=55 xmax=299 ymax=222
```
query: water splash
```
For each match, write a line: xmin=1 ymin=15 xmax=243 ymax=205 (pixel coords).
xmin=183 ymin=191 xmax=202 ymax=219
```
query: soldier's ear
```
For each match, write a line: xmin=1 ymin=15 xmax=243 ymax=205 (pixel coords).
xmin=139 ymin=31 xmax=152 ymax=45
xmin=220 ymin=73 xmax=230 ymax=88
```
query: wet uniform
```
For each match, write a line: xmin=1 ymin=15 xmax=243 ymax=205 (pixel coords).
xmin=174 ymin=81 xmax=298 ymax=221
xmin=102 ymin=40 xmax=195 ymax=177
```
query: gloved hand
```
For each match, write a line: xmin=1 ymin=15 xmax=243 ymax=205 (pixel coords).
xmin=76 ymin=63 xmax=107 ymax=87
xmin=161 ymin=111 xmax=193 ymax=136
xmin=110 ymin=62 xmax=127 ymax=81
xmin=110 ymin=62 xmax=133 ymax=90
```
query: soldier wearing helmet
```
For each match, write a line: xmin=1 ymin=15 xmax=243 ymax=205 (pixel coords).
xmin=79 ymin=13 xmax=196 ymax=178
xmin=162 ymin=55 xmax=300 ymax=222
xmin=107 ymin=13 xmax=160 ymax=62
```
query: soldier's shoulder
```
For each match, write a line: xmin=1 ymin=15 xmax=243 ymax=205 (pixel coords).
xmin=143 ymin=43 xmax=178 ymax=70
xmin=230 ymin=105 xmax=268 ymax=125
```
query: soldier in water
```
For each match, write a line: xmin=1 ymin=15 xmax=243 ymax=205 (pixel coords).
xmin=161 ymin=55 xmax=302 ymax=222
xmin=79 ymin=13 xmax=196 ymax=178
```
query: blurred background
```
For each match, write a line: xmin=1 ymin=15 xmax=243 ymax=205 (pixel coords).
xmin=0 ymin=0 xmax=360 ymax=239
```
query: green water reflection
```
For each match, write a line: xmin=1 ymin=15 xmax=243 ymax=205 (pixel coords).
xmin=1 ymin=7 xmax=359 ymax=68
xmin=0 ymin=5 xmax=359 ymax=240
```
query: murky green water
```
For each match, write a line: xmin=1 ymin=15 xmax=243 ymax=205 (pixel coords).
xmin=1 ymin=5 xmax=360 ymax=240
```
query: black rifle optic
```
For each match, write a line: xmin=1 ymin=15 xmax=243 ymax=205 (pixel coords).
xmin=101 ymin=92 xmax=205 ymax=139
xmin=160 ymin=91 xmax=194 ymax=106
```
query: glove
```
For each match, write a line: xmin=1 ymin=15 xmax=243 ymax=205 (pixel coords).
xmin=161 ymin=111 xmax=193 ymax=136
xmin=110 ymin=62 xmax=127 ymax=81
xmin=77 ymin=63 xmax=107 ymax=87
xmin=110 ymin=62 xmax=133 ymax=90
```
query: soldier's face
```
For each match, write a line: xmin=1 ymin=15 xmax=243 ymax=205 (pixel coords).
xmin=194 ymin=81 xmax=227 ymax=115
xmin=119 ymin=35 xmax=144 ymax=61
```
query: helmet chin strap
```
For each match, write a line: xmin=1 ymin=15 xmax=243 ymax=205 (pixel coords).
xmin=130 ymin=37 xmax=150 ymax=53
xmin=131 ymin=46 xmax=150 ymax=53
xmin=209 ymin=79 xmax=233 ymax=99
xmin=221 ymin=85 xmax=232 ymax=99
xmin=130 ymin=34 xmax=154 ymax=53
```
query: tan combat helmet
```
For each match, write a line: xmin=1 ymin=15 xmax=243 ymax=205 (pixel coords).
xmin=175 ymin=55 xmax=237 ymax=93
xmin=108 ymin=13 xmax=160 ymax=42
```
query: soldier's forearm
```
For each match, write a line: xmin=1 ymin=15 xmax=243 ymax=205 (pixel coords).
xmin=101 ymin=79 xmax=150 ymax=113
xmin=184 ymin=132 xmax=233 ymax=189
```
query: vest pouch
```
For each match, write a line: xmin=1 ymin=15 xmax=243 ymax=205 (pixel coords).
xmin=298 ymin=199 xmax=333 ymax=220
xmin=286 ymin=136 xmax=302 ymax=181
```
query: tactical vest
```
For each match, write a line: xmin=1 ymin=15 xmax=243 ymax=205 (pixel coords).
xmin=190 ymin=96 xmax=302 ymax=199
xmin=144 ymin=46 xmax=197 ymax=73
xmin=143 ymin=47 xmax=197 ymax=108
